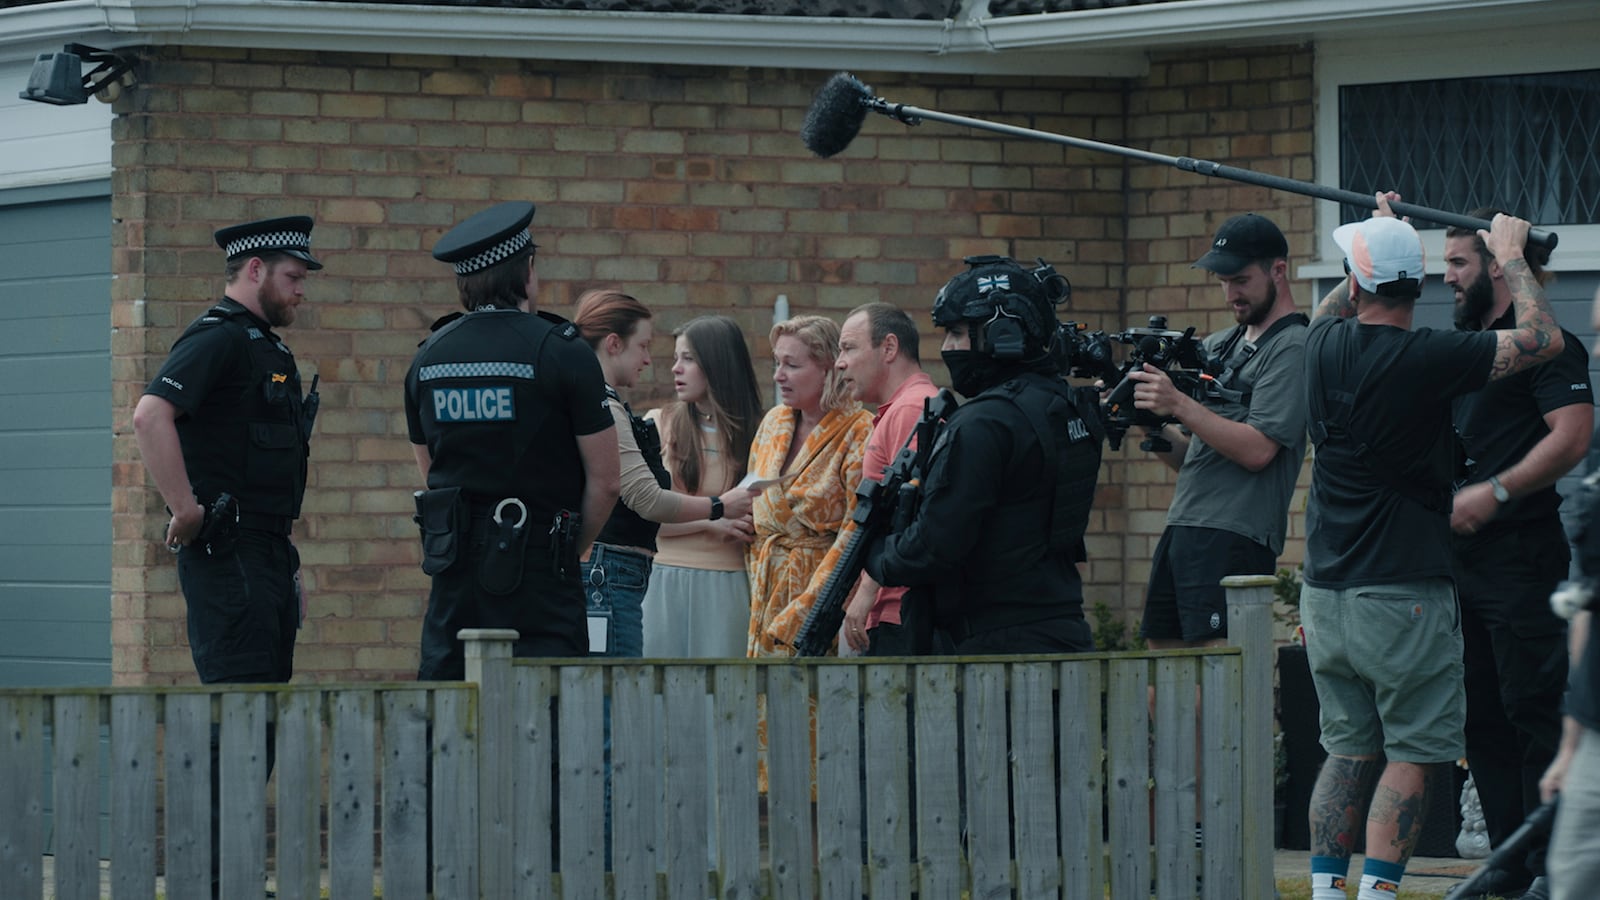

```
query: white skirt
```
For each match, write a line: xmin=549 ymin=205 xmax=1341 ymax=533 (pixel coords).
xmin=640 ymin=564 xmax=751 ymax=659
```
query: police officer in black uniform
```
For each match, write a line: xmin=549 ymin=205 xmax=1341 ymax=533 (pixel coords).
xmin=133 ymin=215 xmax=322 ymax=685
xmin=866 ymin=255 xmax=1104 ymax=654
xmin=406 ymin=201 xmax=619 ymax=678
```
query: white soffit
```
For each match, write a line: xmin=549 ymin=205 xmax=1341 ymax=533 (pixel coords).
xmin=0 ymin=0 xmax=1595 ymax=75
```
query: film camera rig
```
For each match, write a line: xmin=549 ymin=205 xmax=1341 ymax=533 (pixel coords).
xmin=1055 ymin=316 xmax=1221 ymax=453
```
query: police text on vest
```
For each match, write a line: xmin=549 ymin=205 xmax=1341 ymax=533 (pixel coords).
xmin=433 ymin=386 xmax=516 ymax=422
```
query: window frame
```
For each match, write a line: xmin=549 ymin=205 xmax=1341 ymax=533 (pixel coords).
xmin=1308 ymin=25 xmax=1600 ymax=281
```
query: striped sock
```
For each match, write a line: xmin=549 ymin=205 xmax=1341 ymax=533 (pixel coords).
xmin=1357 ymin=858 xmax=1405 ymax=899
xmin=1310 ymin=855 xmax=1350 ymax=900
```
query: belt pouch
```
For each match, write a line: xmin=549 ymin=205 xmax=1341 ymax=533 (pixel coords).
xmin=414 ymin=486 xmax=464 ymax=575
xmin=479 ymin=512 xmax=529 ymax=595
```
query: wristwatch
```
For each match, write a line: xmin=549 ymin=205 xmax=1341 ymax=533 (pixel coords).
xmin=709 ymin=495 xmax=724 ymax=521
xmin=1488 ymin=475 xmax=1511 ymax=503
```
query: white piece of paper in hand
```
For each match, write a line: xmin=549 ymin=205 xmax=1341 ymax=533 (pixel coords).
xmin=737 ymin=472 xmax=794 ymax=493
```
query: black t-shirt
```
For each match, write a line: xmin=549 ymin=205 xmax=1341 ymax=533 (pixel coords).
xmin=1453 ymin=312 xmax=1593 ymax=531
xmin=1303 ymin=316 xmax=1495 ymax=588
xmin=405 ymin=307 xmax=612 ymax=519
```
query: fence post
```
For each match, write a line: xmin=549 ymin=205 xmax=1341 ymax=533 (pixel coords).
xmin=1223 ymin=574 xmax=1276 ymax=900
xmin=462 ymin=627 xmax=519 ymax=899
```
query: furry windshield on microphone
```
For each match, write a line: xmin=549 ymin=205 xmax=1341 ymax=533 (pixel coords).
xmin=800 ymin=72 xmax=873 ymax=158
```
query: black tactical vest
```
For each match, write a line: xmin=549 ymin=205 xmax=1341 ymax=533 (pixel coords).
xmin=978 ymin=373 xmax=1105 ymax=567
xmin=173 ymin=303 xmax=308 ymax=520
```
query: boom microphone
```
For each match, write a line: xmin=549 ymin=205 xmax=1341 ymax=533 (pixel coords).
xmin=800 ymin=72 xmax=873 ymax=159
xmin=798 ymin=71 xmax=1559 ymax=251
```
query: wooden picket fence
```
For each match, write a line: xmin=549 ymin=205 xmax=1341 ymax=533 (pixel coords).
xmin=0 ymin=576 xmax=1277 ymax=899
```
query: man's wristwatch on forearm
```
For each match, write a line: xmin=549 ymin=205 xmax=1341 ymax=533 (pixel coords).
xmin=709 ymin=495 xmax=724 ymax=520
xmin=1489 ymin=475 xmax=1511 ymax=503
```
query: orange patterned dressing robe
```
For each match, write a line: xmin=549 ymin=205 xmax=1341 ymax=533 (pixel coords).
xmin=745 ymin=404 xmax=874 ymax=657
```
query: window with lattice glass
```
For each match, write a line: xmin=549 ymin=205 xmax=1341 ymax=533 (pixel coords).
xmin=1339 ymin=69 xmax=1600 ymax=228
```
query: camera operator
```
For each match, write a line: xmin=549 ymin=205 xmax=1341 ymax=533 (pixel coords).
xmin=1445 ymin=210 xmax=1591 ymax=900
xmin=1540 ymin=288 xmax=1600 ymax=900
xmin=864 ymin=255 xmax=1102 ymax=654
xmin=1125 ymin=214 xmax=1308 ymax=649
xmin=1299 ymin=195 xmax=1565 ymax=900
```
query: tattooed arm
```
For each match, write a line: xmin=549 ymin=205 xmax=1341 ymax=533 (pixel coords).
xmin=1486 ymin=213 xmax=1564 ymax=381
xmin=1313 ymin=281 xmax=1357 ymax=320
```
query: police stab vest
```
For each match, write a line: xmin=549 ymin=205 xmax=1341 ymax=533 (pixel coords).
xmin=965 ymin=372 xmax=1104 ymax=575
xmin=173 ymin=301 xmax=309 ymax=520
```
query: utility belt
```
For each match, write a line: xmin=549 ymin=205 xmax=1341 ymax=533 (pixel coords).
xmin=413 ymin=487 xmax=581 ymax=593
xmin=239 ymin=512 xmax=293 ymax=535
xmin=169 ymin=494 xmax=293 ymax=558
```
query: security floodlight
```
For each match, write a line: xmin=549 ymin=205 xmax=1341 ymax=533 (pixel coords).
xmin=19 ymin=43 xmax=133 ymax=105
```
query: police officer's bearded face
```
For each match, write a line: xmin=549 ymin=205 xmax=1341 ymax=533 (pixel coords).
xmin=1445 ymin=235 xmax=1497 ymax=330
xmin=836 ymin=312 xmax=886 ymax=404
xmin=1217 ymin=261 xmax=1276 ymax=328
xmin=257 ymin=259 xmax=308 ymax=328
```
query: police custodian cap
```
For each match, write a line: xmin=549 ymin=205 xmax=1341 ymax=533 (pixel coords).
xmin=433 ymin=201 xmax=538 ymax=276
xmin=214 ymin=215 xmax=323 ymax=270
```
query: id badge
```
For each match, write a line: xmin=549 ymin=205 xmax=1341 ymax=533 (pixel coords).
xmin=586 ymin=564 xmax=611 ymax=654
xmin=587 ymin=613 xmax=610 ymax=654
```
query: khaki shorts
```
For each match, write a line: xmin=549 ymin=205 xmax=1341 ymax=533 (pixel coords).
xmin=1300 ymin=578 xmax=1464 ymax=763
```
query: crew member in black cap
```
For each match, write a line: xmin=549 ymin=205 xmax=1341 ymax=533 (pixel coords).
xmin=405 ymin=201 xmax=619 ymax=677
xmin=1126 ymin=212 xmax=1309 ymax=649
xmin=133 ymin=215 xmax=323 ymax=685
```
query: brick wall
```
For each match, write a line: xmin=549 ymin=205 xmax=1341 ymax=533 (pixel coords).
xmin=110 ymin=44 xmax=1312 ymax=683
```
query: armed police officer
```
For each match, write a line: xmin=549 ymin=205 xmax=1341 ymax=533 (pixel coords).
xmin=406 ymin=201 xmax=619 ymax=678
xmin=865 ymin=256 xmax=1103 ymax=654
xmin=133 ymin=216 xmax=322 ymax=686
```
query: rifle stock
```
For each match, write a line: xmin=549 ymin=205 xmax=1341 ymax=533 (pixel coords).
xmin=1453 ymin=799 xmax=1557 ymax=896
xmin=790 ymin=390 xmax=957 ymax=657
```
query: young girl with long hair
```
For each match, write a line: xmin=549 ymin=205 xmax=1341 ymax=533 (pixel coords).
xmin=640 ymin=314 xmax=766 ymax=658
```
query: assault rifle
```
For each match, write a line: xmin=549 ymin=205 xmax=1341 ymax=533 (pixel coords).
xmin=791 ymin=389 xmax=959 ymax=657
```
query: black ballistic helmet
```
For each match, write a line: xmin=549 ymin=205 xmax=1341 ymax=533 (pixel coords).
xmin=932 ymin=254 xmax=1069 ymax=360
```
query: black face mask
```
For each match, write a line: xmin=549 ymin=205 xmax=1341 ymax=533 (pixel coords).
xmin=942 ymin=349 xmax=1002 ymax=398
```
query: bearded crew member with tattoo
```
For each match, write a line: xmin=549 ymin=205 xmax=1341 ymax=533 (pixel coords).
xmin=1442 ymin=212 xmax=1592 ymax=900
xmin=1300 ymin=194 xmax=1565 ymax=900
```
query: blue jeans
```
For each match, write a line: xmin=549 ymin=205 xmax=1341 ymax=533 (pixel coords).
xmin=582 ymin=543 xmax=652 ymax=659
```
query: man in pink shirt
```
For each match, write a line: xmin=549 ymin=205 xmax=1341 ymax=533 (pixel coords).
xmin=835 ymin=302 xmax=941 ymax=656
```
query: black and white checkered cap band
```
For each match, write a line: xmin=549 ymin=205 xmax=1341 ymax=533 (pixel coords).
xmin=224 ymin=230 xmax=313 ymax=259
xmin=453 ymin=230 xmax=532 ymax=275
xmin=418 ymin=361 xmax=536 ymax=381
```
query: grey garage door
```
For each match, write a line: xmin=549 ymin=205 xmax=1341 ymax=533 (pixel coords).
xmin=0 ymin=183 xmax=112 ymax=687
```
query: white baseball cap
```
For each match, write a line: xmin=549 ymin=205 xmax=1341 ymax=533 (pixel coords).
xmin=1332 ymin=216 xmax=1426 ymax=296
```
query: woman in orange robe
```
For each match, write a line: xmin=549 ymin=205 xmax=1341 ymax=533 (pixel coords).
xmin=745 ymin=315 xmax=874 ymax=657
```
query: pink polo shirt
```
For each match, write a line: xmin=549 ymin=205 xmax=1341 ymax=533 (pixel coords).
xmin=863 ymin=371 xmax=941 ymax=629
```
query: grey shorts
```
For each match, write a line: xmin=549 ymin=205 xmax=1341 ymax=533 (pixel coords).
xmin=1300 ymin=578 xmax=1464 ymax=763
